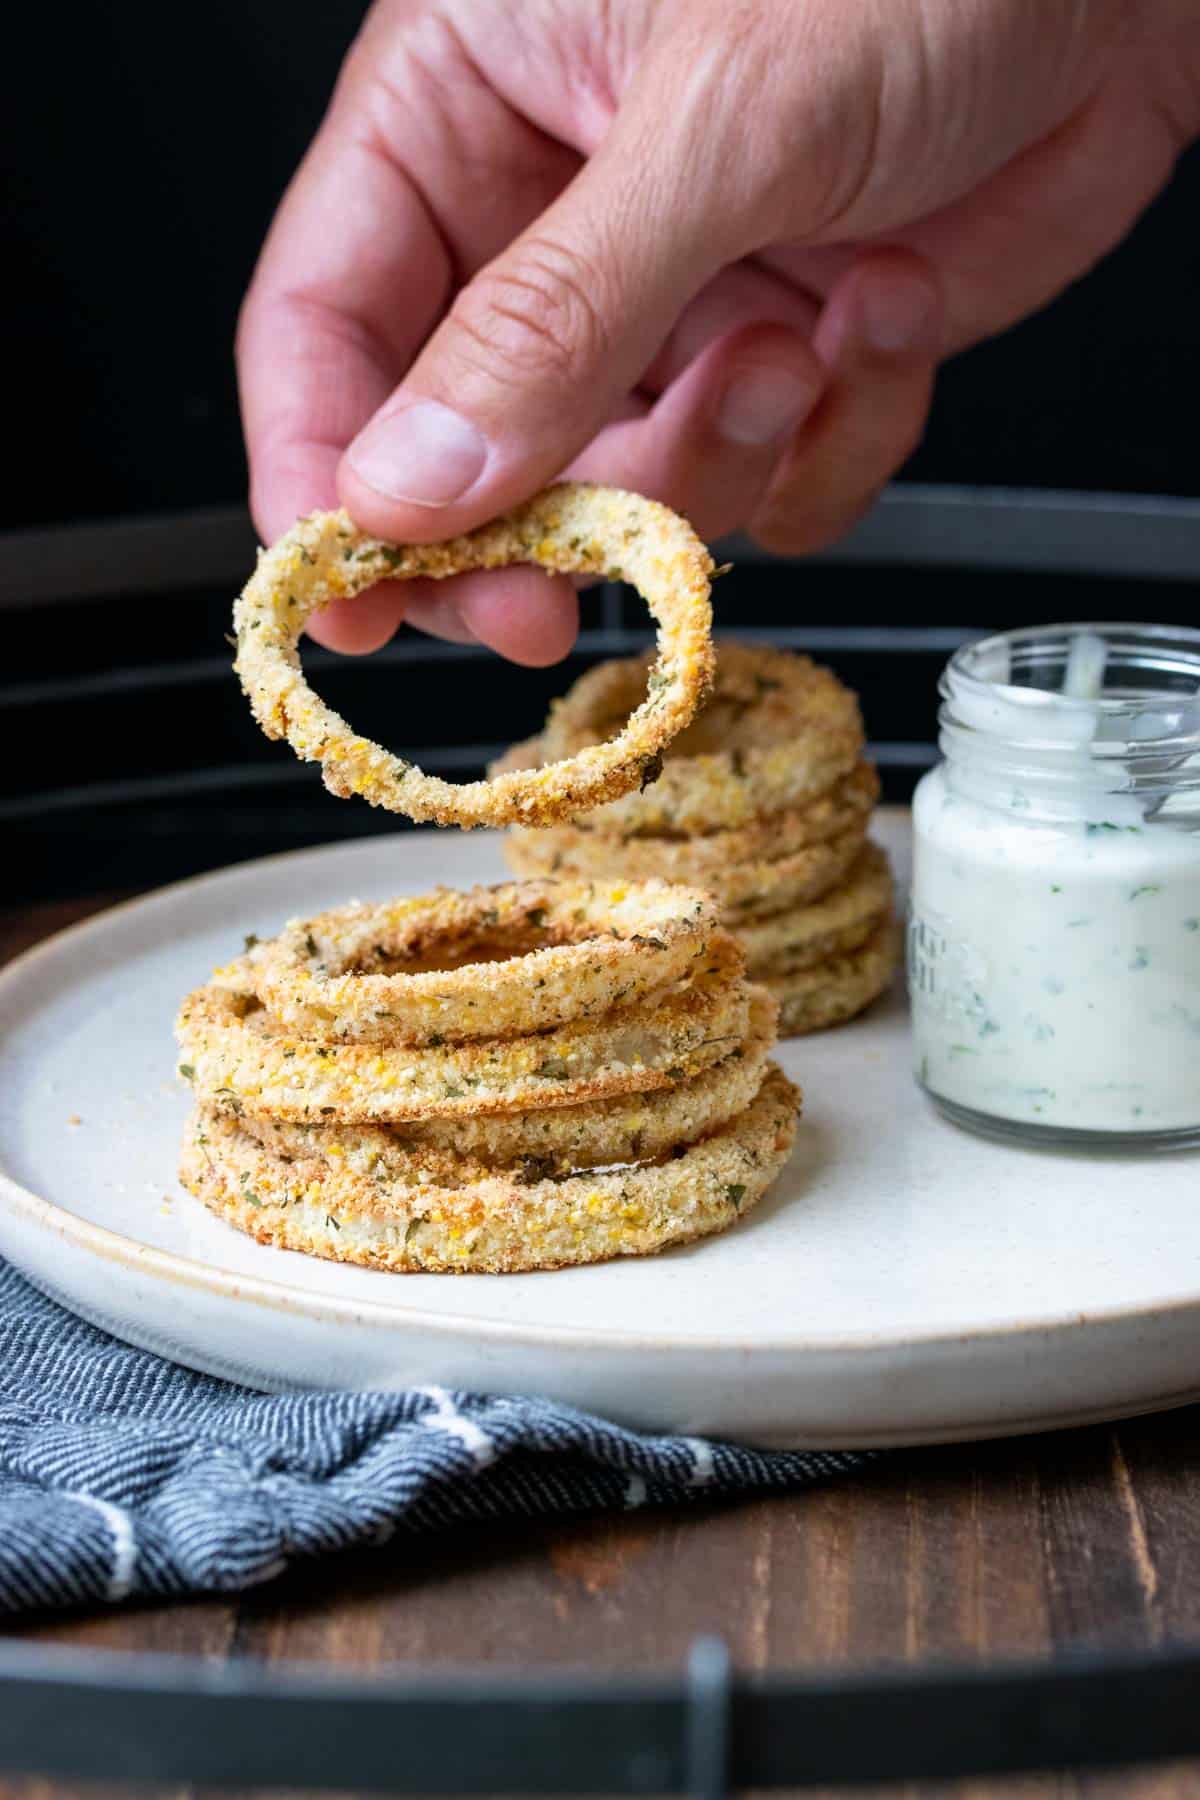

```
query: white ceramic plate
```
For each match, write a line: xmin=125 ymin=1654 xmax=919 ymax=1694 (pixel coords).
xmin=2 ymin=812 xmax=1199 ymax=1449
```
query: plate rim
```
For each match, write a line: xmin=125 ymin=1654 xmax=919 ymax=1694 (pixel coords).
xmin=4 ymin=828 xmax=1200 ymax=1364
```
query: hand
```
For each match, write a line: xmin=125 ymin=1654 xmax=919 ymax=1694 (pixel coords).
xmin=237 ymin=0 xmax=1199 ymax=660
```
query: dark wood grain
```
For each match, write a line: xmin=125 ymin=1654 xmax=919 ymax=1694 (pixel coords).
xmin=1 ymin=893 xmax=1199 ymax=1800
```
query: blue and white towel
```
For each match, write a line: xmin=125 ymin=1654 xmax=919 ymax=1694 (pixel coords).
xmin=0 ymin=1264 xmax=866 ymax=1613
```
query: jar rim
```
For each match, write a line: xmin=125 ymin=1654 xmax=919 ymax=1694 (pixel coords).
xmin=939 ymin=621 xmax=1200 ymax=780
xmin=946 ymin=621 xmax=1200 ymax=717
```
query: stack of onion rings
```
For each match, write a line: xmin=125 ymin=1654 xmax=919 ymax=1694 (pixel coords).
xmin=497 ymin=644 xmax=899 ymax=1036
xmin=178 ymin=930 xmax=751 ymax=1124
xmin=177 ymin=878 xmax=798 ymax=1271
xmin=233 ymin=483 xmax=716 ymax=828
xmin=735 ymin=844 xmax=894 ymax=973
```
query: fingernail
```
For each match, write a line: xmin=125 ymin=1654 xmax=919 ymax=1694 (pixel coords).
xmin=716 ymin=367 xmax=818 ymax=446
xmin=858 ymin=274 xmax=940 ymax=355
xmin=347 ymin=399 xmax=489 ymax=505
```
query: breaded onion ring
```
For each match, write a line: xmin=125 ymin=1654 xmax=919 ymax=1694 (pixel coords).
xmin=738 ymin=844 xmax=894 ymax=976
xmin=710 ymin=825 xmax=868 ymax=919
xmin=233 ymin=484 xmax=715 ymax=828
xmin=234 ymin=986 xmax=778 ymax=1180
xmin=492 ymin=641 xmax=863 ymax=835
xmin=179 ymin=1065 xmax=800 ymax=1273
xmin=768 ymin=920 xmax=901 ymax=1037
xmin=229 ymin=879 xmax=717 ymax=1046
xmin=504 ymin=763 xmax=880 ymax=885
xmin=176 ymin=935 xmax=752 ymax=1123
xmin=505 ymin=822 xmax=866 ymax=921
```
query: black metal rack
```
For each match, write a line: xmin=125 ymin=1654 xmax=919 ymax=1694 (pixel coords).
xmin=0 ymin=1634 xmax=1199 ymax=1791
xmin=3 ymin=484 xmax=1200 ymax=1787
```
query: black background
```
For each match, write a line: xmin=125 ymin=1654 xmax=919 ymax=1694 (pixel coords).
xmin=5 ymin=1 xmax=1198 ymax=529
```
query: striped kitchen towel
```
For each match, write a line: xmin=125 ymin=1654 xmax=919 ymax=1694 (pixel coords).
xmin=0 ymin=1264 xmax=865 ymax=1613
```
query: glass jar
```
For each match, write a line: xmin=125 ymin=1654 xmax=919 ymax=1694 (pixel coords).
xmin=909 ymin=622 xmax=1200 ymax=1150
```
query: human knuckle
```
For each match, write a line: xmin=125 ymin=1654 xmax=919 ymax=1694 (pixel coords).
xmin=750 ymin=487 xmax=879 ymax=558
xmin=757 ymin=36 xmax=886 ymax=239
xmin=449 ymin=239 xmax=611 ymax=386
xmin=749 ymin=510 xmax=820 ymax=558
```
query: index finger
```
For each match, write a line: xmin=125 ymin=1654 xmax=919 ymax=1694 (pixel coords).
xmin=235 ymin=51 xmax=576 ymax=658
xmin=236 ymin=112 xmax=452 ymax=540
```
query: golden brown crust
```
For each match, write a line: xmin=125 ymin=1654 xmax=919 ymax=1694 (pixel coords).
xmin=504 ymin=763 xmax=880 ymax=883
xmin=492 ymin=641 xmax=864 ymax=835
xmin=233 ymin=485 xmax=715 ymax=828
xmin=235 ymin=987 xmax=778 ymax=1179
xmin=768 ymin=919 xmax=901 ymax=1037
xmin=230 ymin=878 xmax=717 ymax=1045
xmin=176 ymin=934 xmax=753 ymax=1123
xmin=178 ymin=1065 xmax=800 ymax=1274
xmin=737 ymin=844 xmax=894 ymax=975
xmin=701 ymin=824 xmax=869 ymax=920
xmin=542 ymin=641 xmax=860 ymax=758
xmin=504 ymin=818 xmax=868 ymax=923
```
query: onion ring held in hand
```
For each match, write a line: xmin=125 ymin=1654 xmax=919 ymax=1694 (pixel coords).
xmin=176 ymin=934 xmax=752 ymax=1123
xmin=235 ymin=986 xmax=778 ymax=1180
xmin=230 ymin=879 xmax=717 ymax=1046
xmin=179 ymin=1066 xmax=800 ymax=1274
xmin=233 ymin=484 xmax=715 ymax=828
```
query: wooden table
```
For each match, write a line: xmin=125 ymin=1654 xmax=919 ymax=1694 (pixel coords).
xmin=2 ymin=896 xmax=1199 ymax=1799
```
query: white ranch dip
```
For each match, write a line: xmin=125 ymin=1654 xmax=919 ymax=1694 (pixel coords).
xmin=909 ymin=624 xmax=1200 ymax=1148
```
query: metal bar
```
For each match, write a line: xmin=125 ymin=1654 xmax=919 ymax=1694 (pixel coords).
xmin=4 ymin=487 xmax=1200 ymax=609
xmin=0 ymin=748 xmax=509 ymax=823
xmin=0 ymin=642 xmax=504 ymax=711
xmin=602 ymin=579 xmax=624 ymax=633
xmin=739 ymin=1648 xmax=1200 ymax=1787
xmin=718 ymin=484 xmax=1200 ymax=581
xmin=0 ymin=627 xmax=974 ymax=715
xmin=686 ymin=1640 xmax=732 ymax=1800
xmin=869 ymin=740 xmax=939 ymax=768
xmin=0 ymin=1658 xmax=682 ymax=1794
xmin=0 ymin=1638 xmax=1197 ymax=1791
xmin=0 ymin=740 xmax=932 ymax=824
xmin=0 ymin=505 xmax=258 ymax=607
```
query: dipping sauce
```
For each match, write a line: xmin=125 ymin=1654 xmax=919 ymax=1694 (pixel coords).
xmin=909 ymin=624 xmax=1200 ymax=1149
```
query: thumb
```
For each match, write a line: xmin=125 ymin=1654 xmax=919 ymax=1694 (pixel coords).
xmin=337 ymin=89 xmax=748 ymax=540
